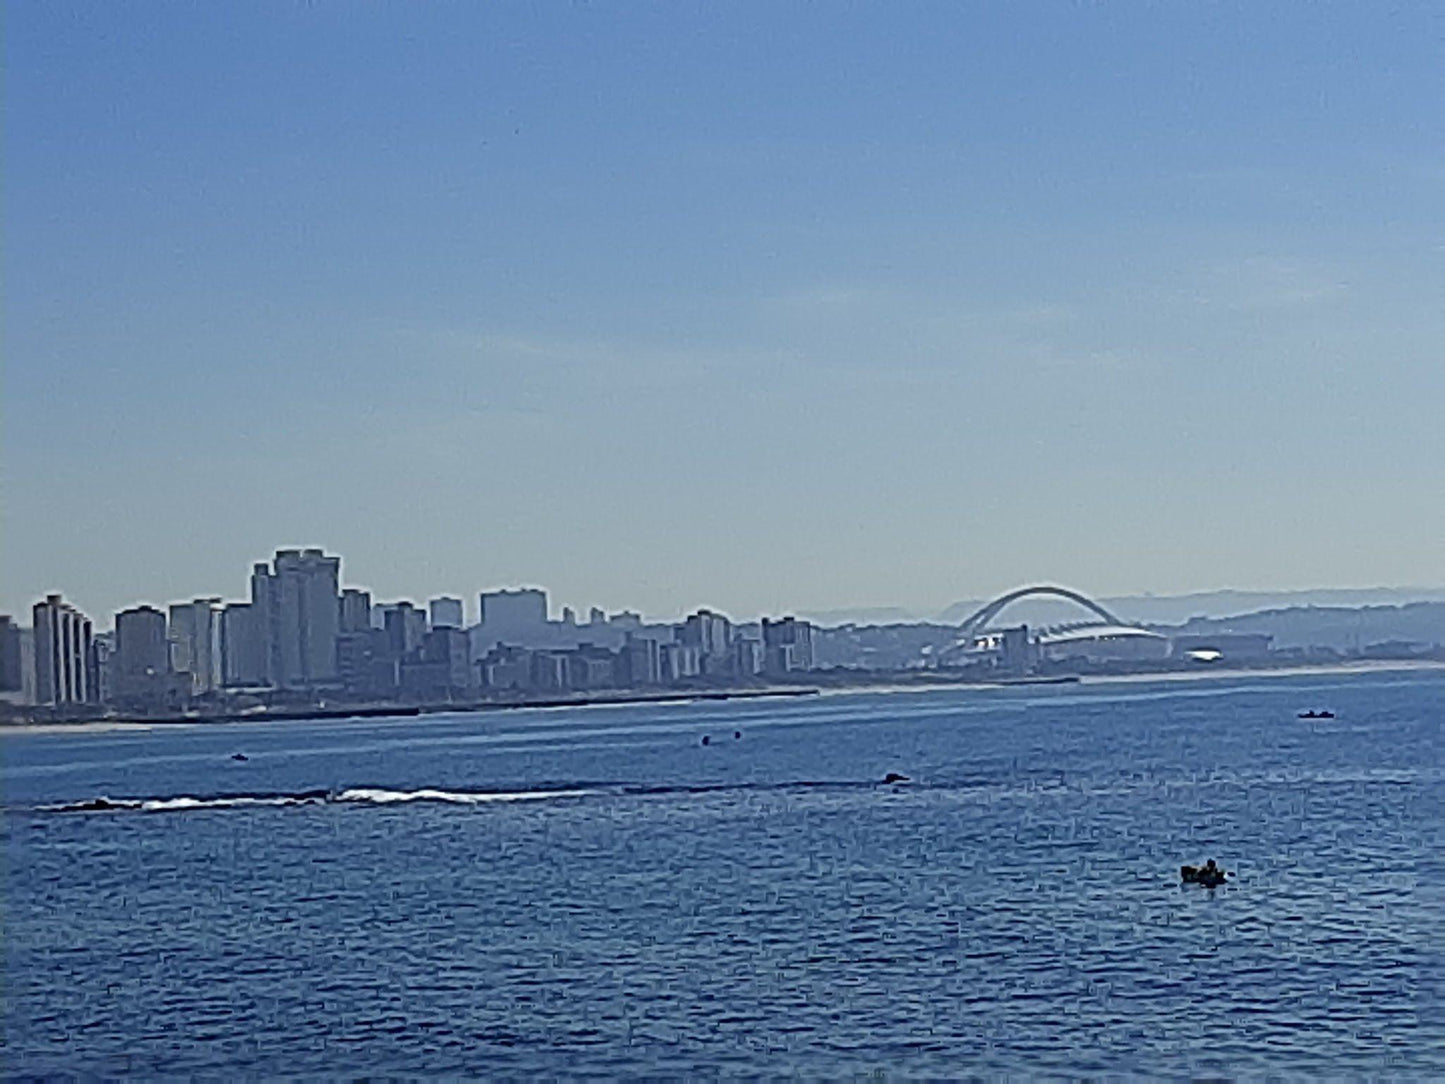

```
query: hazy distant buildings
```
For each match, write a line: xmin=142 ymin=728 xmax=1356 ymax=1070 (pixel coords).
xmin=659 ymin=640 xmax=703 ymax=682
xmin=429 ymin=596 xmax=463 ymax=629
xmin=733 ymin=635 xmax=764 ymax=677
xmin=32 ymin=594 xmax=94 ymax=706
xmin=762 ymin=617 xmax=814 ymax=676
xmin=681 ymin=609 xmax=733 ymax=676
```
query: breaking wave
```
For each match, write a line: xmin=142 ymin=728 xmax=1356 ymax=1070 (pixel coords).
xmin=37 ymin=786 xmax=597 ymax=814
xmin=31 ymin=777 xmax=927 ymax=816
xmin=334 ymin=787 xmax=596 ymax=806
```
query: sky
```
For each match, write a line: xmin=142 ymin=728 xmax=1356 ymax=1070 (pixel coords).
xmin=4 ymin=2 xmax=1443 ymax=625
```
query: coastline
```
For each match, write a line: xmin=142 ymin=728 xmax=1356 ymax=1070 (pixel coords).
xmin=1075 ymin=658 xmax=1445 ymax=686
xmin=4 ymin=658 xmax=1442 ymax=737
xmin=0 ymin=686 xmax=820 ymax=736
xmin=814 ymin=657 xmax=1445 ymax=698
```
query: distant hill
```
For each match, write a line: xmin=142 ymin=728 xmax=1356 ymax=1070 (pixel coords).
xmin=1159 ymin=601 xmax=1445 ymax=652
xmin=798 ymin=606 xmax=924 ymax=626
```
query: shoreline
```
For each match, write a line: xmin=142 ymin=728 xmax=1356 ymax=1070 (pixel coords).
xmin=0 ymin=686 xmax=821 ymax=735
xmin=808 ymin=658 xmax=1445 ymax=698
xmin=4 ymin=658 xmax=1443 ymax=736
xmin=1073 ymin=658 xmax=1445 ymax=686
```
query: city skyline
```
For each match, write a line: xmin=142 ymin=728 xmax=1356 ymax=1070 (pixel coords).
xmin=10 ymin=550 xmax=1445 ymax=636
xmin=7 ymin=4 xmax=1444 ymax=623
xmin=8 ymin=543 xmax=1441 ymax=721
xmin=2 ymin=547 xmax=828 ymax=715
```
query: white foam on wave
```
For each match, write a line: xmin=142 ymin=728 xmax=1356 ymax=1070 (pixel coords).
xmin=38 ymin=786 xmax=598 ymax=814
xmin=139 ymin=795 xmax=316 ymax=812
xmin=334 ymin=787 xmax=595 ymax=806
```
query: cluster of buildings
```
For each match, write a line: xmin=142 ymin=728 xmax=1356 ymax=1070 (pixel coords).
xmin=0 ymin=549 xmax=817 ymax=719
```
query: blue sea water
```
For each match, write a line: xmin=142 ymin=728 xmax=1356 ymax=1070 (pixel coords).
xmin=4 ymin=669 xmax=1443 ymax=1077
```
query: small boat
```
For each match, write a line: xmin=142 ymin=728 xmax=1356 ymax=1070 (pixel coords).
xmin=1180 ymin=862 xmax=1230 ymax=887
xmin=1297 ymin=709 xmax=1335 ymax=719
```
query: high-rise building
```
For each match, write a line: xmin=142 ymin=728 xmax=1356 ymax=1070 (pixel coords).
xmin=168 ymin=598 xmax=223 ymax=695
xmin=337 ymin=627 xmax=394 ymax=698
xmin=32 ymin=594 xmax=94 ymax=706
xmin=113 ymin=606 xmax=170 ymax=705
xmin=733 ymin=636 xmax=765 ymax=677
xmin=681 ymin=609 xmax=734 ymax=676
xmin=251 ymin=549 xmax=342 ymax=688
xmin=529 ymin=650 xmax=569 ymax=690
xmin=428 ymin=596 xmax=464 ymax=630
xmin=340 ymin=588 xmax=373 ymax=633
xmin=196 ymin=600 xmax=222 ymax=693
xmin=400 ymin=627 xmax=475 ymax=700
xmin=167 ymin=602 xmax=195 ymax=677
xmin=91 ymin=632 xmax=114 ymax=705
xmin=479 ymin=588 xmax=549 ymax=643
xmin=474 ymin=588 xmax=551 ymax=659
xmin=116 ymin=607 xmax=169 ymax=676
xmin=220 ymin=603 xmax=269 ymax=687
xmin=567 ymin=645 xmax=617 ymax=690
xmin=17 ymin=628 xmax=37 ymax=704
xmin=478 ymin=644 xmax=533 ymax=691
xmin=380 ymin=602 xmax=427 ymax=656
xmin=0 ymin=616 xmax=22 ymax=693
xmin=619 ymin=634 xmax=661 ymax=686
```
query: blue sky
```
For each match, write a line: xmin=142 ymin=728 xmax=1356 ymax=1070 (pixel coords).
xmin=5 ymin=2 xmax=1443 ymax=623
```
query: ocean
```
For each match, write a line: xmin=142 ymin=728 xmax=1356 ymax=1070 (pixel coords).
xmin=4 ymin=669 xmax=1442 ymax=1076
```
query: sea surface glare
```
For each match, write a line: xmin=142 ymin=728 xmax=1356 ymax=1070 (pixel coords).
xmin=4 ymin=670 xmax=1442 ymax=1076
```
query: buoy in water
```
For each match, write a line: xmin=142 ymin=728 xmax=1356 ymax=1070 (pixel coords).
xmin=701 ymin=735 xmax=710 ymax=746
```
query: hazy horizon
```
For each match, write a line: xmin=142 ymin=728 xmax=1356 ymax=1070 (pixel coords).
xmin=6 ymin=4 xmax=1442 ymax=623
